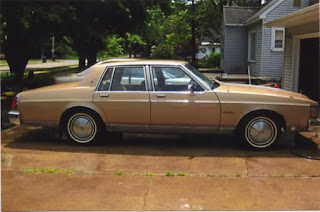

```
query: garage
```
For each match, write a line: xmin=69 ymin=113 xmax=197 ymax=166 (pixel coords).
xmin=265 ymin=3 xmax=319 ymax=102
xmin=299 ymin=37 xmax=320 ymax=102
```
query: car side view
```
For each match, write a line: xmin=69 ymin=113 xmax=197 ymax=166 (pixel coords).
xmin=8 ymin=60 xmax=320 ymax=149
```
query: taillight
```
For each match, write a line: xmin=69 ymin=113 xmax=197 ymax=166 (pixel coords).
xmin=11 ymin=96 xmax=18 ymax=110
xmin=310 ymin=105 xmax=319 ymax=118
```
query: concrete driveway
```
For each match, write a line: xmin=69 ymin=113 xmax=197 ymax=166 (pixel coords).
xmin=2 ymin=126 xmax=320 ymax=210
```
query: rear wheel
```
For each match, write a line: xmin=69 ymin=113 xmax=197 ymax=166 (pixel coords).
xmin=238 ymin=114 xmax=281 ymax=150
xmin=64 ymin=110 xmax=104 ymax=145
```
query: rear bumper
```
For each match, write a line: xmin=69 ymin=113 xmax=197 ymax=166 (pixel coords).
xmin=308 ymin=118 xmax=320 ymax=132
xmin=7 ymin=111 xmax=21 ymax=126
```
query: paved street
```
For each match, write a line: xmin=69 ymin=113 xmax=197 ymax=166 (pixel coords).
xmin=2 ymin=126 xmax=320 ymax=210
xmin=0 ymin=60 xmax=78 ymax=72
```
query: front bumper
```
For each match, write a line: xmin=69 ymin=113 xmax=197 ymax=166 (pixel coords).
xmin=308 ymin=118 xmax=320 ymax=132
xmin=7 ymin=111 xmax=21 ymax=126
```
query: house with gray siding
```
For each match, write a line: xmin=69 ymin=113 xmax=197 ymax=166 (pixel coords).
xmin=222 ymin=0 xmax=313 ymax=75
xmin=266 ymin=2 xmax=319 ymax=101
xmin=221 ymin=7 xmax=259 ymax=74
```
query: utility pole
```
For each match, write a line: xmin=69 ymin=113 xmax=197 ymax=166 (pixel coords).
xmin=51 ymin=36 xmax=55 ymax=62
xmin=191 ymin=0 xmax=196 ymax=64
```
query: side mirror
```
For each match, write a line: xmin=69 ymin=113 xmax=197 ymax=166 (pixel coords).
xmin=188 ymin=83 xmax=194 ymax=95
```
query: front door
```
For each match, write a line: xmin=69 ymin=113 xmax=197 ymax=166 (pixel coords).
xmin=149 ymin=66 xmax=220 ymax=133
xmin=93 ymin=66 xmax=150 ymax=131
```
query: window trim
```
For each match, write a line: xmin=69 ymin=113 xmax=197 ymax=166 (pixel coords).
xmin=96 ymin=65 xmax=148 ymax=92
xmin=248 ymin=30 xmax=256 ymax=63
xmin=95 ymin=67 xmax=115 ymax=92
xmin=271 ymin=27 xmax=285 ymax=52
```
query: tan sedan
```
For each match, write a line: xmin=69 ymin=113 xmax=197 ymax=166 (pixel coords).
xmin=8 ymin=60 xmax=320 ymax=149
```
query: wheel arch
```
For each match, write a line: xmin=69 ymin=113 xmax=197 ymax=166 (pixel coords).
xmin=59 ymin=105 xmax=107 ymax=130
xmin=237 ymin=109 xmax=286 ymax=132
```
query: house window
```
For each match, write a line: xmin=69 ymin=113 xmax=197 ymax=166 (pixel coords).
xmin=293 ymin=0 xmax=301 ymax=7
xmin=248 ymin=30 xmax=256 ymax=62
xmin=271 ymin=27 xmax=285 ymax=51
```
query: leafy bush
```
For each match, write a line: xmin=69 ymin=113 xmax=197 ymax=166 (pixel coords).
xmin=55 ymin=40 xmax=77 ymax=59
xmin=98 ymin=35 xmax=125 ymax=58
xmin=150 ymin=44 xmax=174 ymax=59
xmin=197 ymin=52 xmax=220 ymax=68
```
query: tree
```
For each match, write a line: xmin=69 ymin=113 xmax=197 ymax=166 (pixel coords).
xmin=143 ymin=5 xmax=166 ymax=56
xmin=65 ymin=0 xmax=131 ymax=68
xmin=125 ymin=33 xmax=146 ymax=58
xmin=99 ymin=35 xmax=125 ymax=58
xmin=1 ymin=0 xmax=75 ymax=81
xmin=148 ymin=1 xmax=193 ymax=59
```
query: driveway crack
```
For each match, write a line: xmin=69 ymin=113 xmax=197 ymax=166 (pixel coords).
xmin=245 ymin=159 xmax=249 ymax=176
xmin=143 ymin=178 xmax=152 ymax=209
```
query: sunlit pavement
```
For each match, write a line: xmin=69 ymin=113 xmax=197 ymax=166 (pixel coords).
xmin=0 ymin=60 xmax=78 ymax=72
xmin=2 ymin=126 xmax=320 ymax=210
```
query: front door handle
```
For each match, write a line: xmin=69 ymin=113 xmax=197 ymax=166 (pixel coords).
xmin=100 ymin=93 xmax=109 ymax=98
xmin=156 ymin=93 xmax=166 ymax=98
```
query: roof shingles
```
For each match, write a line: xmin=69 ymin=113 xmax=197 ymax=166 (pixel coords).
xmin=224 ymin=7 xmax=261 ymax=25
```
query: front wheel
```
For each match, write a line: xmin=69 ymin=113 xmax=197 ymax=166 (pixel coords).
xmin=238 ymin=115 xmax=281 ymax=150
xmin=64 ymin=111 xmax=104 ymax=145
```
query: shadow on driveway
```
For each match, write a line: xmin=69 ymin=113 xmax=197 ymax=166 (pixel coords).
xmin=3 ymin=126 xmax=308 ymax=158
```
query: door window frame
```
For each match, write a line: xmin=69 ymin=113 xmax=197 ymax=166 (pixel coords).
xmin=149 ymin=65 xmax=205 ymax=93
xmin=95 ymin=65 xmax=149 ymax=93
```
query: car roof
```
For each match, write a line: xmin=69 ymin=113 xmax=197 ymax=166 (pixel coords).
xmin=97 ymin=59 xmax=189 ymax=67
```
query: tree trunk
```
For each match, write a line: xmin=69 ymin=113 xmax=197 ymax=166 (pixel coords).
xmin=88 ymin=51 xmax=97 ymax=66
xmin=3 ymin=2 xmax=30 ymax=82
xmin=6 ymin=54 xmax=28 ymax=81
xmin=78 ymin=49 xmax=86 ymax=69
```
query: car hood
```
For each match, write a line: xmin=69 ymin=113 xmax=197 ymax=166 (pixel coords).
xmin=215 ymin=82 xmax=317 ymax=105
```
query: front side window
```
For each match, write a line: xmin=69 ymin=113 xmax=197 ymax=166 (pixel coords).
xmin=111 ymin=67 xmax=146 ymax=91
xmin=152 ymin=66 xmax=203 ymax=92
xmin=248 ymin=30 xmax=256 ymax=62
xmin=271 ymin=27 xmax=285 ymax=51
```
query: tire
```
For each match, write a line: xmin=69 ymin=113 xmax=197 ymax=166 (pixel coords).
xmin=64 ymin=110 xmax=105 ymax=145
xmin=238 ymin=114 xmax=281 ymax=150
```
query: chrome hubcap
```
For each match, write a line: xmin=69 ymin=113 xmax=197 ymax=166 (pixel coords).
xmin=246 ymin=117 xmax=276 ymax=147
xmin=68 ymin=113 xmax=96 ymax=143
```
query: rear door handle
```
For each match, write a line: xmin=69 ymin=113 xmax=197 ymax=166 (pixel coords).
xmin=156 ymin=93 xmax=166 ymax=98
xmin=100 ymin=93 xmax=109 ymax=98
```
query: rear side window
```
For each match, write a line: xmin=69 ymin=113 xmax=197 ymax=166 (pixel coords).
xmin=97 ymin=68 xmax=113 ymax=91
xmin=111 ymin=67 xmax=146 ymax=91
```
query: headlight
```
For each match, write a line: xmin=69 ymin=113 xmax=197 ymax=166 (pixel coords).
xmin=310 ymin=105 xmax=319 ymax=118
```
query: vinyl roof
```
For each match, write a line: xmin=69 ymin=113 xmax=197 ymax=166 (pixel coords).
xmin=98 ymin=59 xmax=189 ymax=67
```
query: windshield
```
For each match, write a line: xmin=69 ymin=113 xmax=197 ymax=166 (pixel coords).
xmin=184 ymin=64 xmax=218 ymax=90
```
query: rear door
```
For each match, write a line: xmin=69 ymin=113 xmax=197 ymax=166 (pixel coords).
xmin=93 ymin=66 xmax=150 ymax=131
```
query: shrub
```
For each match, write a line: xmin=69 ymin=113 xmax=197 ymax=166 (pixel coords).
xmin=197 ymin=52 xmax=220 ymax=68
xmin=150 ymin=44 xmax=174 ymax=59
